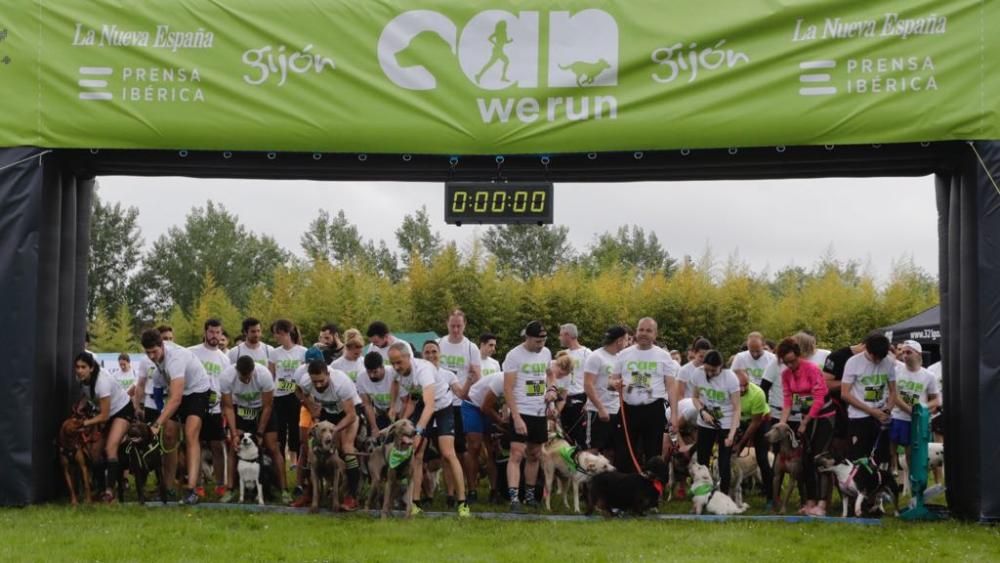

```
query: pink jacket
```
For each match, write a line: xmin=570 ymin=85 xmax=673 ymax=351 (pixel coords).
xmin=781 ymin=360 xmax=832 ymax=419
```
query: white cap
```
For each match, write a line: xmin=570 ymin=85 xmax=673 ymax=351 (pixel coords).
xmin=902 ymin=340 xmax=923 ymax=355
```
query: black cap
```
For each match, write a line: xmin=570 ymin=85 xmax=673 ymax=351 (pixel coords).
xmin=603 ymin=325 xmax=628 ymax=345
xmin=523 ymin=321 xmax=547 ymax=338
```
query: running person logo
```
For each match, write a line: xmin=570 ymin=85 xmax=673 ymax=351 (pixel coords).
xmin=377 ymin=9 xmax=619 ymax=91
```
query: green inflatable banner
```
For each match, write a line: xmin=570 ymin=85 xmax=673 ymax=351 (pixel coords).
xmin=0 ymin=0 xmax=997 ymax=154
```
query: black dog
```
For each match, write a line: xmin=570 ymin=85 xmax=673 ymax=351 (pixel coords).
xmin=586 ymin=456 xmax=670 ymax=516
xmin=119 ymin=420 xmax=168 ymax=504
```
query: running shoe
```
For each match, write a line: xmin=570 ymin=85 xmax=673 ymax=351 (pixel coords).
xmin=409 ymin=503 xmax=423 ymax=517
xmin=219 ymin=489 xmax=236 ymax=504
xmin=180 ymin=490 xmax=200 ymax=505
xmin=281 ymin=490 xmax=293 ymax=505
xmin=457 ymin=502 xmax=470 ymax=518
xmin=510 ymin=501 xmax=524 ymax=514
xmin=195 ymin=486 xmax=206 ymax=498
xmin=341 ymin=496 xmax=359 ymax=512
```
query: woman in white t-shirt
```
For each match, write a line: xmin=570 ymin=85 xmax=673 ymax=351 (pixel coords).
xmin=690 ymin=350 xmax=741 ymax=496
xmin=75 ymin=351 xmax=135 ymax=503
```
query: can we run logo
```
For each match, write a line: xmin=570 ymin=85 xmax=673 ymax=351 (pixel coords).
xmin=378 ymin=9 xmax=619 ymax=124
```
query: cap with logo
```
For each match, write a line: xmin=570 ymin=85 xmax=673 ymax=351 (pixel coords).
xmin=304 ymin=346 xmax=326 ymax=363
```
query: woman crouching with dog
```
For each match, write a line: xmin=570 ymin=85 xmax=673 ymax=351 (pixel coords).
xmin=690 ymin=350 xmax=741 ymax=495
xmin=776 ymin=337 xmax=836 ymax=517
xmin=75 ymin=351 xmax=135 ymax=502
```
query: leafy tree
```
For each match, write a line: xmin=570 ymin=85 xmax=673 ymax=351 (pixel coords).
xmin=300 ymin=209 xmax=365 ymax=264
xmin=481 ymin=224 xmax=574 ymax=278
xmin=88 ymin=191 xmax=143 ymax=319
xmin=140 ymin=201 xmax=288 ymax=315
xmin=395 ymin=206 xmax=442 ymax=267
xmin=189 ymin=271 xmax=243 ymax=342
xmin=87 ymin=303 xmax=114 ymax=352
xmin=364 ymin=239 xmax=401 ymax=282
xmin=583 ymin=226 xmax=676 ymax=276
xmin=103 ymin=303 xmax=138 ymax=353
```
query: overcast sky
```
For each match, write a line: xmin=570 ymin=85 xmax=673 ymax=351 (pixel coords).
xmin=96 ymin=175 xmax=939 ymax=283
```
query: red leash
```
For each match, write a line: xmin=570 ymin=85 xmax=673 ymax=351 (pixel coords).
xmin=618 ymin=394 xmax=643 ymax=474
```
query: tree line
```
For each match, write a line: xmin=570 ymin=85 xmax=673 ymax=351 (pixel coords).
xmin=88 ymin=191 xmax=938 ymax=356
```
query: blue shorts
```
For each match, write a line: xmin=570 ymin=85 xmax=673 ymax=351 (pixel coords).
xmin=461 ymin=400 xmax=487 ymax=434
xmin=889 ymin=418 xmax=911 ymax=446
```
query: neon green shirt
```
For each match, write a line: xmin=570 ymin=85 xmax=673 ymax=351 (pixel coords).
xmin=740 ymin=382 xmax=769 ymax=422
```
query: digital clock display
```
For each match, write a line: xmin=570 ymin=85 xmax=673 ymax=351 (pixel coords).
xmin=444 ymin=181 xmax=554 ymax=225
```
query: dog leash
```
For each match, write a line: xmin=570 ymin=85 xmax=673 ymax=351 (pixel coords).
xmin=617 ymin=394 xmax=643 ymax=474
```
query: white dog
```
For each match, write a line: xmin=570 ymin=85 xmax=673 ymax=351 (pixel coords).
xmin=236 ymin=432 xmax=264 ymax=505
xmin=540 ymin=438 xmax=615 ymax=513
xmin=689 ymin=462 xmax=749 ymax=515
xmin=898 ymin=442 xmax=945 ymax=496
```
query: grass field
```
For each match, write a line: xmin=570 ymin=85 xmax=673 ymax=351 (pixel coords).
xmin=1 ymin=504 xmax=997 ymax=562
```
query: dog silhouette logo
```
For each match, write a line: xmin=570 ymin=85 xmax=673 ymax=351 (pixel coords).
xmin=558 ymin=58 xmax=612 ymax=87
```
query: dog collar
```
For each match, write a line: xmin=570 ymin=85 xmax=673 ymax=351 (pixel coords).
xmin=652 ymin=479 xmax=664 ymax=496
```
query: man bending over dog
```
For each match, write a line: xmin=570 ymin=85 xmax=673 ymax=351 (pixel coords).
xmin=297 ymin=354 xmax=363 ymax=511
xmin=219 ymin=355 xmax=285 ymax=503
xmin=388 ymin=341 xmax=469 ymax=517
xmin=136 ymin=329 xmax=212 ymax=505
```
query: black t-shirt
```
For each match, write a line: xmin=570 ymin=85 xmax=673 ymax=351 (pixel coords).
xmin=823 ymin=346 xmax=854 ymax=401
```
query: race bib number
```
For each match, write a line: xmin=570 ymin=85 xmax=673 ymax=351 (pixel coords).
xmin=901 ymin=391 xmax=919 ymax=406
xmin=630 ymin=372 xmax=652 ymax=388
xmin=863 ymin=386 xmax=885 ymax=403
xmin=792 ymin=393 xmax=813 ymax=413
xmin=321 ymin=401 xmax=342 ymax=414
xmin=525 ymin=381 xmax=546 ymax=397
xmin=710 ymin=407 xmax=724 ymax=421
xmin=237 ymin=406 xmax=260 ymax=420
xmin=277 ymin=379 xmax=297 ymax=393
xmin=208 ymin=391 xmax=219 ymax=406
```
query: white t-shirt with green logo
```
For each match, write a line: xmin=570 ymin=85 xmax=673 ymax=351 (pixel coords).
xmin=189 ymin=344 xmax=230 ymax=414
xmin=690 ymin=367 xmax=740 ymax=430
xmin=480 ymin=357 xmax=501 ymax=378
xmin=113 ymin=365 xmax=138 ymax=392
xmin=891 ymin=364 xmax=939 ymax=422
xmin=298 ymin=368 xmax=359 ymax=415
xmin=227 ymin=342 xmax=273 ymax=366
xmin=219 ymin=363 xmax=275 ymax=416
xmin=583 ymin=347 xmax=620 ymax=415
xmin=731 ymin=350 xmax=775 ymax=386
xmin=270 ymin=345 xmax=306 ymax=397
xmin=438 ymin=336 xmax=482 ymax=407
xmin=502 ymin=344 xmax=553 ymax=417
xmin=151 ymin=342 xmax=212 ymax=397
xmin=677 ymin=362 xmax=700 ymax=399
xmin=89 ymin=371 xmax=132 ymax=416
xmin=393 ymin=358 xmax=453 ymax=412
xmin=356 ymin=366 xmax=394 ymax=411
xmin=614 ymin=344 xmax=677 ymax=406
xmin=842 ymin=353 xmax=897 ymax=419
xmin=366 ymin=337 xmax=414 ymax=366
xmin=330 ymin=355 xmax=365 ymax=383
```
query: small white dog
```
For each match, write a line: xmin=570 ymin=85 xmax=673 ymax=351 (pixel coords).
xmin=689 ymin=462 xmax=749 ymax=515
xmin=236 ymin=432 xmax=264 ymax=505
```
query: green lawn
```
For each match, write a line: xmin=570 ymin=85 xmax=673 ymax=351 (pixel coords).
xmin=1 ymin=505 xmax=997 ymax=562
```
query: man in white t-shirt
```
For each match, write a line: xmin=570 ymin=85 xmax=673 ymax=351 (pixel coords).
xmin=136 ymin=329 xmax=211 ymax=505
xmin=558 ymin=323 xmax=592 ymax=447
xmin=890 ymin=340 xmax=940 ymax=473
xmin=614 ymin=318 xmax=678 ymax=471
xmin=731 ymin=332 xmax=776 ymax=387
xmin=268 ymin=319 xmax=306 ymax=491
xmin=388 ymin=341 xmax=468 ymax=517
xmin=436 ymin=309 xmax=482 ymax=501
xmin=366 ymin=320 xmax=413 ymax=364
xmin=298 ymin=357 xmax=363 ymax=511
xmin=359 ymin=351 xmax=395 ymax=434
xmin=675 ymin=338 xmax=713 ymax=400
xmin=219 ymin=355 xmax=283 ymax=503
xmin=583 ymin=325 xmax=629 ymax=461
xmin=503 ymin=321 xmax=554 ymax=513
xmin=842 ymin=333 xmax=898 ymax=468
xmin=188 ymin=318 xmax=231 ymax=497
xmin=228 ymin=317 xmax=274 ymax=366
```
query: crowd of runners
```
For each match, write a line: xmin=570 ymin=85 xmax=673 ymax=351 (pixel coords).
xmin=73 ymin=309 xmax=942 ymax=517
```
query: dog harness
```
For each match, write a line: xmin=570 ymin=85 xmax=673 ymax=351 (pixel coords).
xmin=123 ymin=438 xmax=162 ymax=472
xmin=690 ymin=482 xmax=717 ymax=504
xmin=388 ymin=446 xmax=414 ymax=470
xmin=558 ymin=445 xmax=578 ymax=474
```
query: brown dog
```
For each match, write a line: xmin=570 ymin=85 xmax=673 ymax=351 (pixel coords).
xmin=310 ymin=421 xmax=345 ymax=513
xmin=119 ymin=420 xmax=168 ymax=504
xmin=58 ymin=416 xmax=95 ymax=506
xmin=372 ymin=419 xmax=418 ymax=517
xmin=765 ymin=422 xmax=804 ymax=514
